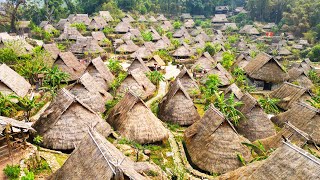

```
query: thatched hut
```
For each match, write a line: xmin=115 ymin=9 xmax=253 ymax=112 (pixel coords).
xmin=117 ymin=68 xmax=156 ymax=100
xmin=145 ymin=55 xmax=166 ymax=69
xmin=50 ymin=129 xmax=147 ymax=180
xmin=130 ymin=46 xmax=153 ymax=60
xmin=174 ymin=66 xmax=199 ymax=93
xmin=269 ymin=82 xmax=310 ymax=110
xmin=115 ymin=22 xmax=132 ymax=34
xmin=232 ymin=54 xmax=251 ymax=70
xmin=55 ymin=19 xmax=70 ymax=31
xmin=204 ymin=63 xmax=233 ymax=86
xmin=161 ymin=21 xmax=173 ymax=31
xmin=239 ymin=25 xmax=260 ymax=36
xmin=99 ymin=11 xmax=114 ymax=22
xmin=122 ymin=14 xmax=135 ymax=23
xmin=244 ymin=52 xmax=289 ymax=90
xmin=138 ymin=15 xmax=147 ymax=22
xmin=68 ymin=73 xmax=113 ymax=113
xmin=68 ymin=14 xmax=91 ymax=25
xmin=173 ymin=44 xmax=192 ymax=59
xmin=192 ymin=52 xmax=216 ymax=71
xmin=149 ymin=16 xmax=157 ymax=23
xmin=247 ymin=141 xmax=320 ymax=179
xmin=107 ymin=91 xmax=168 ymax=144
xmin=157 ymin=14 xmax=167 ymax=21
xmin=43 ymin=43 xmax=60 ymax=60
xmin=88 ymin=16 xmax=107 ymax=30
xmin=212 ymin=14 xmax=229 ymax=24
xmin=158 ymin=79 xmax=200 ymax=126
xmin=116 ymin=40 xmax=139 ymax=54
xmin=271 ymin=102 xmax=320 ymax=145
xmin=54 ymin=52 xmax=86 ymax=81
xmin=58 ymin=26 xmax=83 ymax=40
xmin=91 ymin=31 xmax=106 ymax=42
xmin=0 ymin=64 xmax=31 ymax=97
xmin=181 ymin=13 xmax=192 ymax=20
xmin=127 ymin=57 xmax=150 ymax=74
xmin=288 ymin=65 xmax=314 ymax=90
xmin=85 ymin=56 xmax=115 ymax=91
xmin=32 ymin=89 xmax=112 ymax=150
xmin=150 ymin=27 xmax=161 ymax=41
xmin=70 ymin=37 xmax=104 ymax=54
xmin=184 ymin=19 xmax=195 ymax=29
xmin=184 ymin=105 xmax=251 ymax=174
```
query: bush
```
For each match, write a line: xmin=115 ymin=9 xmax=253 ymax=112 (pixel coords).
xmin=221 ymin=52 xmax=235 ymax=70
xmin=103 ymin=27 xmax=114 ymax=35
xmin=173 ymin=21 xmax=182 ymax=29
xmin=258 ymin=97 xmax=280 ymax=114
xmin=141 ymin=31 xmax=153 ymax=42
xmin=3 ymin=165 xmax=20 ymax=180
xmin=107 ymin=59 xmax=123 ymax=75
xmin=146 ymin=71 xmax=165 ymax=85
xmin=308 ymin=44 xmax=320 ymax=62
xmin=71 ymin=23 xmax=86 ymax=33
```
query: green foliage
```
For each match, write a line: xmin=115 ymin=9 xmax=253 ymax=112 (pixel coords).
xmin=308 ymin=44 xmax=320 ymax=62
xmin=141 ymin=31 xmax=153 ymax=42
xmin=308 ymin=70 xmax=320 ymax=85
xmin=0 ymin=47 xmax=19 ymax=64
xmin=258 ymin=97 xmax=280 ymax=114
xmin=15 ymin=96 xmax=44 ymax=121
xmin=103 ymin=27 xmax=115 ymax=35
xmin=150 ymin=99 xmax=160 ymax=116
xmin=203 ymin=74 xmax=221 ymax=97
xmin=221 ymin=52 xmax=235 ymax=70
xmin=166 ymin=123 xmax=182 ymax=132
xmin=0 ymin=93 xmax=18 ymax=117
xmin=107 ymin=59 xmax=123 ymax=75
xmin=3 ymin=165 xmax=20 ymax=180
xmin=237 ymin=153 xmax=246 ymax=166
xmin=229 ymin=13 xmax=251 ymax=27
xmin=105 ymin=96 xmax=122 ymax=114
xmin=57 ymin=44 xmax=66 ymax=51
xmin=204 ymin=43 xmax=221 ymax=56
xmin=200 ymin=20 xmax=212 ymax=28
xmin=21 ymin=170 xmax=35 ymax=180
xmin=213 ymin=92 xmax=244 ymax=126
xmin=33 ymin=135 xmax=43 ymax=146
xmin=154 ymin=50 xmax=173 ymax=64
xmin=42 ymin=66 xmax=69 ymax=95
xmin=110 ymin=72 xmax=127 ymax=94
xmin=227 ymin=35 xmax=240 ymax=44
xmin=71 ymin=23 xmax=86 ymax=33
xmin=173 ymin=21 xmax=182 ymax=29
xmin=242 ymin=141 xmax=274 ymax=162
xmin=146 ymin=71 xmax=165 ymax=85
xmin=232 ymin=67 xmax=255 ymax=92
xmin=118 ymin=138 xmax=143 ymax=150
xmin=170 ymin=39 xmax=180 ymax=49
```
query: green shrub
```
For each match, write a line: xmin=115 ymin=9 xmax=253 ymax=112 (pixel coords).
xmin=21 ymin=170 xmax=34 ymax=180
xmin=258 ymin=97 xmax=280 ymax=114
xmin=3 ymin=165 xmax=20 ymax=180
xmin=173 ymin=21 xmax=182 ymax=29
xmin=141 ymin=31 xmax=153 ymax=42
xmin=71 ymin=23 xmax=86 ymax=33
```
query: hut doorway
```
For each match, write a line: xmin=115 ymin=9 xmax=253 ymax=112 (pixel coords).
xmin=264 ymin=82 xmax=272 ymax=90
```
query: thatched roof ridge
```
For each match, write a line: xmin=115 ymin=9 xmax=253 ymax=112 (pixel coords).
xmin=58 ymin=26 xmax=83 ymax=40
xmin=239 ymin=25 xmax=260 ymax=35
xmin=51 ymin=129 xmax=146 ymax=180
xmin=115 ymin=22 xmax=131 ymax=33
xmin=205 ymin=63 xmax=233 ymax=86
xmin=174 ymin=66 xmax=199 ymax=93
xmin=232 ymin=53 xmax=251 ymax=69
xmin=116 ymin=40 xmax=139 ymax=53
xmin=224 ymin=84 xmax=244 ymax=100
xmin=192 ymin=52 xmax=216 ymax=70
xmin=161 ymin=21 xmax=173 ymax=31
xmin=247 ymin=141 xmax=320 ymax=179
xmin=68 ymin=14 xmax=91 ymax=25
xmin=68 ymin=73 xmax=113 ymax=113
xmin=107 ymin=91 xmax=168 ymax=144
xmin=89 ymin=16 xmax=107 ymax=30
xmin=288 ymin=67 xmax=314 ymax=90
xmin=184 ymin=104 xmax=251 ymax=174
xmin=128 ymin=57 xmax=150 ymax=74
xmin=86 ymin=56 xmax=115 ymax=90
xmin=269 ymin=82 xmax=308 ymax=110
xmin=32 ymin=89 xmax=112 ymax=150
xmin=212 ymin=14 xmax=228 ymax=23
xmin=271 ymin=102 xmax=320 ymax=144
xmin=130 ymin=46 xmax=153 ymax=60
xmin=150 ymin=27 xmax=161 ymax=41
xmin=0 ymin=64 xmax=31 ymax=97
xmin=173 ymin=45 xmax=191 ymax=58
xmin=244 ymin=52 xmax=289 ymax=83
xmin=99 ymin=11 xmax=114 ymax=22
xmin=54 ymin=52 xmax=86 ymax=81
xmin=149 ymin=16 xmax=157 ymax=22
xmin=146 ymin=55 xmax=165 ymax=67
xmin=159 ymin=79 xmax=200 ymax=125
xmin=0 ymin=116 xmax=34 ymax=131
xmin=43 ymin=43 xmax=60 ymax=60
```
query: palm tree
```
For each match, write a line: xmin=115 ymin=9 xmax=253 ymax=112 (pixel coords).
xmin=146 ymin=71 xmax=165 ymax=85
xmin=15 ymin=95 xmax=44 ymax=122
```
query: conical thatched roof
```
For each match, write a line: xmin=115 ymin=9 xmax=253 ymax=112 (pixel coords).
xmin=269 ymin=82 xmax=310 ymax=110
xmin=149 ymin=16 xmax=157 ymax=23
xmin=54 ymin=52 xmax=86 ymax=81
xmin=184 ymin=105 xmax=251 ymax=174
xmin=192 ymin=52 xmax=216 ymax=71
xmin=247 ymin=141 xmax=320 ymax=179
xmin=85 ymin=56 xmax=115 ymax=91
xmin=32 ymin=89 xmax=112 ymax=150
xmin=50 ymin=129 xmax=146 ymax=180
xmin=68 ymin=14 xmax=91 ymax=25
xmin=58 ymin=26 xmax=83 ymax=40
xmin=115 ymin=22 xmax=132 ymax=34
xmin=173 ymin=45 xmax=192 ymax=58
xmin=205 ymin=63 xmax=233 ymax=86
xmin=157 ymin=14 xmax=167 ymax=21
xmin=271 ymin=102 xmax=320 ymax=145
xmin=68 ymin=73 xmax=113 ymax=113
xmin=146 ymin=55 xmax=166 ymax=67
xmin=43 ymin=43 xmax=60 ymax=60
xmin=161 ymin=21 xmax=173 ymax=31
xmin=116 ymin=40 xmax=139 ymax=53
xmin=55 ymin=19 xmax=69 ymax=31
xmin=138 ymin=15 xmax=147 ymax=22
xmin=184 ymin=19 xmax=195 ymax=28
xmin=159 ymin=79 xmax=200 ymax=126
xmin=236 ymin=93 xmax=276 ymax=141
xmin=244 ymin=52 xmax=289 ymax=83
xmin=88 ymin=16 xmax=107 ymax=30
xmin=122 ymin=14 xmax=135 ymax=23
xmin=239 ymin=25 xmax=260 ymax=35
xmin=99 ymin=11 xmax=114 ymax=22
xmin=117 ymin=68 xmax=156 ymax=100
xmin=0 ymin=64 xmax=31 ymax=97
xmin=175 ymin=66 xmax=199 ymax=93
xmin=127 ymin=57 xmax=150 ymax=74
xmin=91 ymin=31 xmax=106 ymax=42
xmin=232 ymin=54 xmax=251 ymax=70
xmin=150 ymin=27 xmax=161 ymax=41
xmin=212 ymin=14 xmax=228 ymax=23
xmin=107 ymin=91 xmax=168 ymax=144
xmin=288 ymin=67 xmax=314 ymax=90
xmin=130 ymin=46 xmax=153 ymax=60
xmin=70 ymin=37 xmax=104 ymax=54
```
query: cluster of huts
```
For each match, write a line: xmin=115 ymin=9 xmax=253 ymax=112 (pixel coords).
xmin=1 ymin=8 xmax=320 ymax=179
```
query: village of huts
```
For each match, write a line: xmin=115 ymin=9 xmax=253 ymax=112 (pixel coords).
xmin=1 ymin=1 xmax=320 ymax=179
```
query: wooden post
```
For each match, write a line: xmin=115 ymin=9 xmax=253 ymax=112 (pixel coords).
xmin=5 ymin=124 xmax=12 ymax=164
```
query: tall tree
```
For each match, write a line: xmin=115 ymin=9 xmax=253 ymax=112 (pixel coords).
xmin=0 ymin=0 xmax=26 ymax=32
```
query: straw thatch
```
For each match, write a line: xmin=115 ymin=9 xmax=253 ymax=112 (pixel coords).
xmin=68 ymin=14 xmax=90 ymax=25
xmin=154 ymin=37 xmax=170 ymax=50
xmin=128 ymin=57 xmax=150 ymax=74
xmin=158 ymin=79 xmax=200 ymax=126
xmin=184 ymin=105 xmax=251 ymax=174
xmin=99 ymin=11 xmax=114 ymax=22
xmin=138 ymin=15 xmax=147 ymax=22
xmin=58 ymin=26 xmax=83 ymax=40
xmin=115 ymin=22 xmax=132 ymax=34
xmin=232 ymin=54 xmax=251 ymax=70
xmin=0 ymin=116 xmax=34 ymax=132
xmin=68 ymin=73 xmax=113 ymax=113
xmin=32 ymin=89 xmax=112 ymax=150
xmin=271 ymin=102 xmax=320 ymax=144
xmin=0 ymin=64 xmax=31 ymax=97
xmin=55 ymin=19 xmax=69 ymax=31
xmin=88 ymin=16 xmax=107 ymax=30
xmin=117 ymin=68 xmax=156 ymax=100
xmin=50 ymin=129 xmax=146 ymax=180
xmin=184 ymin=19 xmax=195 ymax=28
xmin=175 ymin=66 xmax=199 ymax=93
xmin=43 ymin=43 xmax=60 ymax=60
xmin=212 ymin=14 xmax=229 ymax=23
xmin=192 ymin=52 xmax=216 ymax=71
xmin=85 ymin=56 xmax=115 ymax=91
xmin=146 ymin=55 xmax=166 ymax=68
xmin=161 ymin=21 xmax=173 ymax=31
xmin=288 ymin=67 xmax=314 ymax=90
xmin=239 ymin=25 xmax=260 ymax=35
xmin=195 ymin=31 xmax=211 ymax=42
xmin=204 ymin=63 xmax=233 ymax=86
xmin=221 ymin=23 xmax=238 ymax=31
xmin=130 ymin=46 xmax=153 ymax=60
xmin=91 ymin=31 xmax=106 ymax=42
xmin=149 ymin=16 xmax=157 ymax=23
xmin=157 ymin=14 xmax=167 ymax=21
xmin=236 ymin=93 xmax=276 ymax=141
xmin=173 ymin=45 xmax=192 ymax=58
xmin=107 ymin=91 xmax=168 ymax=144
xmin=54 ymin=52 xmax=86 ymax=81
xmin=244 ymin=52 xmax=289 ymax=83
xmin=150 ymin=27 xmax=161 ymax=41
xmin=122 ymin=14 xmax=135 ymax=23
xmin=116 ymin=40 xmax=139 ymax=53
xmin=70 ymin=37 xmax=104 ymax=54
xmin=248 ymin=141 xmax=320 ymax=179
xmin=269 ymin=82 xmax=310 ymax=110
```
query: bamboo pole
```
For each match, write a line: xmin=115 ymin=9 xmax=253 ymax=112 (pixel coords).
xmin=5 ymin=124 xmax=13 ymax=164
